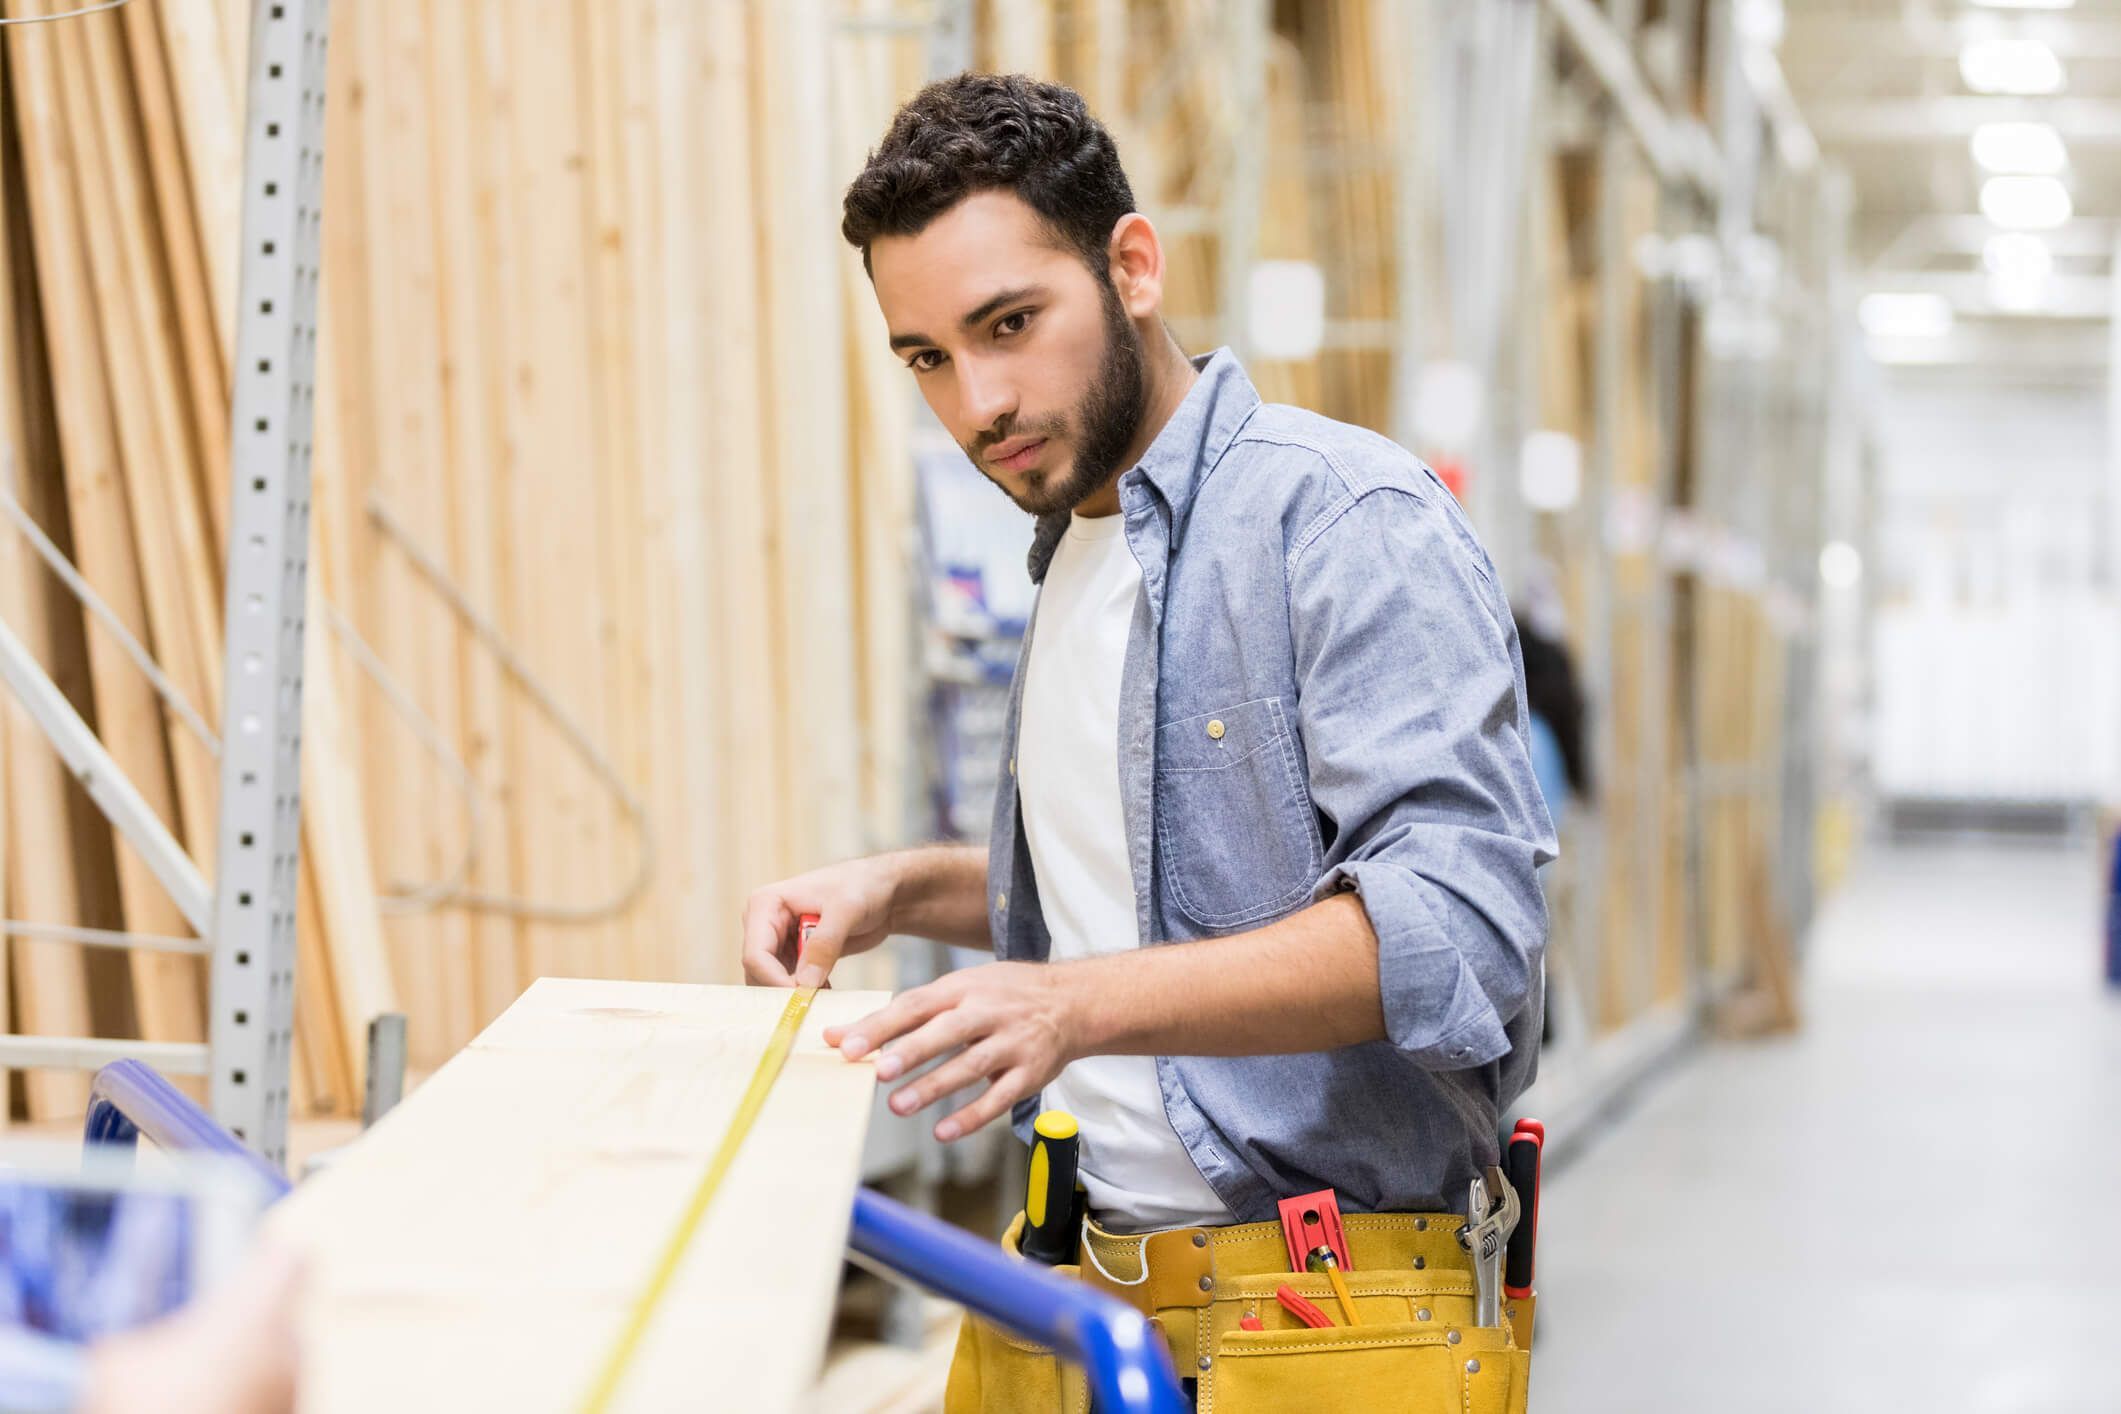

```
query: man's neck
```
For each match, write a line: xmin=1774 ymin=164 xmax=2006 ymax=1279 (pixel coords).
xmin=1073 ymin=331 xmax=1199 ymax=518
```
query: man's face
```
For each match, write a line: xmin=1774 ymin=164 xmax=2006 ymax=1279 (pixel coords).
xmin=871 ymin=191 xmax=1146 ymax=516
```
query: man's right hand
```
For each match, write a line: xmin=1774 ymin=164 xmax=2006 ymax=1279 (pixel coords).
xmin=741 ymin=856 xmax=901 ymax=989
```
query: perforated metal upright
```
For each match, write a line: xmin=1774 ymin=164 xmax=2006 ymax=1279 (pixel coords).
xmin=209 ymin=0 xmax=333 ymax=1167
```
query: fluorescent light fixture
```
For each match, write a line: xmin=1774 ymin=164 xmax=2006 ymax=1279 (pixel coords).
xmin=1983 ymin=232 xmax=2053 ymax=281
xmin=1959 ymin=38 xmax=2065 ymax=95
xmin=1519 ymin=431 xmax=1582 ymax=513
xmin=1412 ymin=361 xmax=1484 ymax=454
xmin=1858 ymin=292 xmax=1953 ymax=339
xmin=1970 ymin=121 xmax=2066 ymax=176
xmin=1734 ymin=0 xmax=1783 ymax=49
xmin=1246 ymin=261 xmax=1326 ymax=361
xmin=1984 ymin=232 xmax=2053 ymax=311
xmin=1988 ymin=272 xmax=2046 ymax=313
xmin=1819 ymin=542 xmax=1861 ymax=591
xmin=1980 ymin=174 xmax=2073 ymax=229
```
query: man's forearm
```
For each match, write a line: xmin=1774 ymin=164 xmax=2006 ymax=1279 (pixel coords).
xmin=1062 ymin=892 xmax=1387 ymax=1057
xmin=885 ymin=843 xmax=993 ymax=950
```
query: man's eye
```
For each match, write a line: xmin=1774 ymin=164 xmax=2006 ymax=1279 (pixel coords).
xmin=997 ymin=311 xmax=1032 ymax=336
xmin=907 ymin=350 xmax=943 ymax=372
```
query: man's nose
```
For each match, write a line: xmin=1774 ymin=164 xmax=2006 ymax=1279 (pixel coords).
xmin=957 ymin=361 xmax=1017 ymax=439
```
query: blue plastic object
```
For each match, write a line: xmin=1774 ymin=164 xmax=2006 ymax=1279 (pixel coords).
xmin=82 ymin=1063 xmax=1188 ymax=1413
xmin=848 ymin=1187 xmax=1188 ymax=1414
xmin=2105 ymin=828 xmax=2121 ymax=988
xmin=83 ymin=1059 xmax=291 ymax=1199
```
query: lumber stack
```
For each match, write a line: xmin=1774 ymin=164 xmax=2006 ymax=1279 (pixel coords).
xmin=308 ymin=0 xmax=931 ymax=1077
xmin=0 ymin=0 xmax=934 ymax=1114
xmin=0 ymin=0 xmax=388 ymax=1118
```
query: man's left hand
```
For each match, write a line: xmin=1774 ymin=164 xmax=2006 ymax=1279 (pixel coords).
xmin=824 ymin=962 xmax=1080 ymax=1141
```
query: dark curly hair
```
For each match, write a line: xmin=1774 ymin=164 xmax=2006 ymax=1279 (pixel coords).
xmin=841 ymin=72 xmax=1136 ymax=277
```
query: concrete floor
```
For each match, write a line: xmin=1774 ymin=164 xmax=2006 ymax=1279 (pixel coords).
xmin=1533 ymin=837 xmax=2121 ymax=1412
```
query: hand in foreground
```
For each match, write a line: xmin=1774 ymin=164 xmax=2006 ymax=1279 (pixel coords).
xmin=741 ymin=856 xmax=898 ymax=989
xmin=824 ymin=962 xmax=1078 ymax=1141
xmin=80 ymin=1239 xmax=302 ymax=1414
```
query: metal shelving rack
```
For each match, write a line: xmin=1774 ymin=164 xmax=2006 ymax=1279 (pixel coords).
xmin=0 ymin=0 xmax=327 ymax=1169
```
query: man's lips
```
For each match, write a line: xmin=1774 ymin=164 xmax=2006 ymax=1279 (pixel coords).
xmin=987 ymin=437 xmax=1048 ymax=472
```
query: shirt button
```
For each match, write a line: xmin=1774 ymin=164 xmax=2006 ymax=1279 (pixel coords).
xmin=996 ymin=892 xmax=1008 ymax=912
xmin=1206 ymin=719 xmax=1225 ymax=741
xmin=1008 ymin=755 xmax=1016 ymax=777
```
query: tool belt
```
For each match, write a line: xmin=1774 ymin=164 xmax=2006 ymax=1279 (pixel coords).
xmin=944 ymin=1209 xmax=1535 ymax=1413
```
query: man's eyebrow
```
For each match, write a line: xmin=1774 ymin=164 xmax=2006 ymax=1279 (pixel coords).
xmin=959 ymin=284 xmax=1046 ymax=329
xmin=887 ymin=285 xmax=1049 ymax=353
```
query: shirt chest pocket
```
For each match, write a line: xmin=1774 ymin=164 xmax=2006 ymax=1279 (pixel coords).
xmin=1153 ymin=697 xmax=1324 ymax=930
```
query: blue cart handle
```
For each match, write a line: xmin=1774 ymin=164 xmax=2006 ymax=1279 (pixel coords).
xmin=83 ymin=1059 xmax=291 ymax=1198
xmin=848 ymin=1187 xmax=1189 ymax=1414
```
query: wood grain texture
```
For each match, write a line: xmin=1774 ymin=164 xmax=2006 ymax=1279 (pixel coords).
xmin=270 ymin=978 xmax=883 ymax=1414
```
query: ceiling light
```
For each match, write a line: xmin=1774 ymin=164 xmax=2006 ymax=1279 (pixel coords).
xmin=1970 ymin=121 xmax=2066 ymax=175
xmin=1247 ymin=261 xmax=1326 ymax=361
xmin=1819 ymin=542 xmax=1862 ymax=591
xmin=1859 ymin=292 xmax=1953 ymax=339
xmin=1988 ymin=272 xmax=2046 ymax=313
xmin=1959 ymin=38 xmax=2066 ymax=95
xmin=1520 ymin=432 xmax=1582 ymax=513
xmin=1983 ymin=232 xmax=2053 ymax=282
xmin=1734 ymin=0 xmax=1784 ymax=49
xmin=1985 ymin=235 xmax=2052 ymax=312
xmin=1980 ymin=174 xmax=2073 ymax=229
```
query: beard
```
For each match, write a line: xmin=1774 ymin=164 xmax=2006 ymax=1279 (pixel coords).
xmin=964 ymin=276 xmax=1147 ymax=517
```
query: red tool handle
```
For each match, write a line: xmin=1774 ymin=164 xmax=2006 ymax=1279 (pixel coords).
xmin=1504 ymin=1122 xmax=1543 ymax=1299
xmin=1277 ymin=1189 xmax=1352 ymax=1273
xmin=1275 ymin=1284 xmax=1335 ymax=1330
xmin=797 ymin=913 xmax=820 ymax=965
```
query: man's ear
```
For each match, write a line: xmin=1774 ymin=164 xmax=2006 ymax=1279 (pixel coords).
xmin=1107 ymin=213 xmax=1164 ymax=318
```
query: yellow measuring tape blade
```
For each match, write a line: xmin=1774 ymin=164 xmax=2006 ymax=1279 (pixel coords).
xmin=577 ymin=986 xmax=817 ymax=1413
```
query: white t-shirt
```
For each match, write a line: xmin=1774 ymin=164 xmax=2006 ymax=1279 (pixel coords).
xmin=1017 ymin=510 xmax=1233 ymax=1232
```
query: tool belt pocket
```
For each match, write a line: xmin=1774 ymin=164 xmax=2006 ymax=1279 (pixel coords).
xmin=1198 ymin=1269 xmax=1528 ymax=1414
xmin=941 ymin=1214 xmax=1090 ymax=1414
xmin=1208 ymin=1319 xmax=1528 ymax=1414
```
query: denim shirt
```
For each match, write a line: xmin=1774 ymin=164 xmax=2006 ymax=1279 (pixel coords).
xmin=987 ymin=350 xmax=1557 ymax=1225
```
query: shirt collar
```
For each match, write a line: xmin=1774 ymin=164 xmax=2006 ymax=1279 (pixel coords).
xmin=1027 ymin=348 xmax=1260 ymax=584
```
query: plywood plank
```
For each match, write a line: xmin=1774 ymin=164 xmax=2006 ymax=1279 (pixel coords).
xmin=422 ymin=0 xmax=523 ymax=1026
xmin=352 ymin=0 xmax=468 ymax=1070
xmin=70 ymin=3 xmax=217 ymax=1044
xmin=3 ymin=14 xmax=140 ymax=1117
xmin=693 ymin=0 xmax=778 ymax=980
xmin=494 ymin=0 xmax=620 ymax=987
xmin=271 ymin=978 xmax=884 ymax=1413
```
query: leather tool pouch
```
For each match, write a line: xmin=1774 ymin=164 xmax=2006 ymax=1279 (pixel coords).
xmin=943 ymin=1211 xmax=1534 ymax=1414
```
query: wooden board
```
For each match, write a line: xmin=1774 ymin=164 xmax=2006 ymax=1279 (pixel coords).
xmin=269 ymin=978 xmax=885 ymax=1413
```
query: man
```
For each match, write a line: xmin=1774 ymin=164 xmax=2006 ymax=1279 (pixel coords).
xmin=741 ymin=72 xmax=1554 ymax=1238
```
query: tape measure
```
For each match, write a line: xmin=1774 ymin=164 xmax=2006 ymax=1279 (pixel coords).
xmin=576 ymin=974 xmax=818 ymax=1412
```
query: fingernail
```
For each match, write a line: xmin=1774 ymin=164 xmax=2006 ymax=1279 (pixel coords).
xmin=936 ymin=1121 xmax=960 ymax=1142
xmin=891 ymin=1091 xmax=914 ymax=1115
xmin=821 ymin=1026 xmax=842 ymax=1045
xmin=875 ymin=1055 xmax=901 ymax=1081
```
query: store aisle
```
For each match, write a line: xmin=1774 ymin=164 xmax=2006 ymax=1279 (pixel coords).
xmin=1532 ymin=838 xmax=2121 ymax=1413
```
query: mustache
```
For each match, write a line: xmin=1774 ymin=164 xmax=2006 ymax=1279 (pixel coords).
xmin=969 ymin=416 xmax=1063 ymax=459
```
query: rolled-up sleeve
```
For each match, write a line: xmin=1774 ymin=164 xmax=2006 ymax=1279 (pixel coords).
xmin=1288 ymin=484 xmax=1557 ymax=1070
